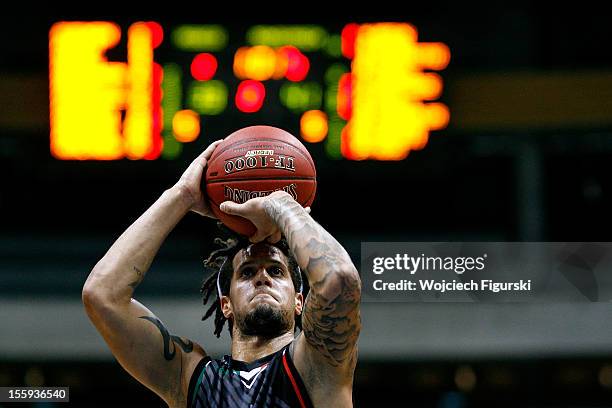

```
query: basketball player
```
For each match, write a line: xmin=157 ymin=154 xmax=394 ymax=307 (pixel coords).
xmin=82 ymin=140 xmax=362 ymax=407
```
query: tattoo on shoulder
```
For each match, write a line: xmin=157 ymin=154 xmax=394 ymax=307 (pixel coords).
xmin=302 ymin=272 xmax=361 ymax=367
xmin=139 ymin=316 xmax=194 ymax=361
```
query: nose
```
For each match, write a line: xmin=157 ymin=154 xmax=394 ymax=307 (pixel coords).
xmin=254 ymin=267 xmax=272 ymax=288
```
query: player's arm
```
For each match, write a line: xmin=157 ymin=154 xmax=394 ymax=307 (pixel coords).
xmin=220 ymin=192 xmax=361 ymax=375
xmin=82 ymin=140 xmax=222 ymax=406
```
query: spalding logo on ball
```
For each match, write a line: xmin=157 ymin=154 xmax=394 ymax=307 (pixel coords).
xmin=205 ymin=125 xmax=317 ymax=236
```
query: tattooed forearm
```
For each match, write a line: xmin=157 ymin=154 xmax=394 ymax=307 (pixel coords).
xmin=264 ymin=192 xmax=361 ymax=367
xmin=139 ymin=316 xmax=193 ymax=360
xmin=263 ymin=194 xmax=354 ymax=275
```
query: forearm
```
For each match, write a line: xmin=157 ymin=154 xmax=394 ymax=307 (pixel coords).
xmin=263 ymin=192 xmax=358 ymax=281
xmin=83 ymin=185 xmax=192 ymax=305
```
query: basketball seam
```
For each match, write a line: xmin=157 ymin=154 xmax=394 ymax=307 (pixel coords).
xmin=207 ymin=176 xmax=316 ymax=184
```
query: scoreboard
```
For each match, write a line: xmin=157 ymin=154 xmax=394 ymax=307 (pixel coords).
xmin=49 ymin=21 xmax=450 ymax=161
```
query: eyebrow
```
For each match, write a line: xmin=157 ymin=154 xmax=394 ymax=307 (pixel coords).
xmin=236 ymin=259 xmax=287 ymax=271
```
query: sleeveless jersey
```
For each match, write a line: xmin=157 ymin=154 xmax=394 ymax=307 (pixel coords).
xmin=187 ymin=342 xmax=313 ymax=408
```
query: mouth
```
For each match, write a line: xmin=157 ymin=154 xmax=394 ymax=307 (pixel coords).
xmin=251 ymin=292 xmax=278 ymax=302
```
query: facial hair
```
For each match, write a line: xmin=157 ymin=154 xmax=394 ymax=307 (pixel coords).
xmin=236 ymin=302 xmax=292 ymax=338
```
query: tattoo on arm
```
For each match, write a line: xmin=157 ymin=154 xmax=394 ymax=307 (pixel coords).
xmin=128 ymin=266 xmax=144 ymax=290
xmin=264 ymin=194 xmax=361 ymax=367
xmin=139 ymin=316 xmax=194 ymax=361
xmin=264 ymin=195 xmax=351 ymax=276
xmin=301 ymin=273 xmax=361 ymax=367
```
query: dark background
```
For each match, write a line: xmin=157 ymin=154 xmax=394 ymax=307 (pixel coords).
xmin=2 ymin=2 xmax=612 ymax=407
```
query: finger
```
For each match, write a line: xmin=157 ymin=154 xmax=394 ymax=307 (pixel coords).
xmin=179 ymin=140 xmax=226 ymax=187
xmin=249 ymin=231 xmax=267 ymax=244
xmin=186 ymin=141 xmax=223 ymax=174
xmin=192 ymin=141 xmax=219 ymax=164
xmin=219 ymin=201 xmax=246 ymax=216
xmin=190 ymin=140 xmax=224 ymax=173
xmin=267 ymin=230 xmax=282 ymax=244
xmin=202 ymin=139 xmax=224 ymax=160
xmin=198 ymin=139 xmax=225 ymax=174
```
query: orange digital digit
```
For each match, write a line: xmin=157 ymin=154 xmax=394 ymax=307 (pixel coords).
xmin=50 ymin=21 xmax=169 ymax=160
xmin=340 ymin=23 xmax=450 ymax=160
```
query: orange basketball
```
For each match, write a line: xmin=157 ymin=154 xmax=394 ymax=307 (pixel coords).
xmin=204 ymin=126 xmax=317 ymax=236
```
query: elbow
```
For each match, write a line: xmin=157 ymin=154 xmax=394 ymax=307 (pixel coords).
xmin=82 ymin=291 xmax=97 ymax=321
xmin=82 ymin=267 xmax=99 ymax=302
xmin=340 ymin=264 xmax=361 ymax=285
xmin=341 ymin=264 xmax=360 ymax=281
xmin=81 ymin=269 xmax=115 ymax=316
xmin=82 ymin=279 xmax=102 ymax=317
xmin=82 ymin=281 xmax=121 ymax=322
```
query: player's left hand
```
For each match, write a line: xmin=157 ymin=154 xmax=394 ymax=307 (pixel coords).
xmin=174 ymin=139 xmax=224 ymax=218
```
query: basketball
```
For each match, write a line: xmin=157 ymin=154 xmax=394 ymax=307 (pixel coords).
xmin=204 ymin=125 xmax=317 ymax=236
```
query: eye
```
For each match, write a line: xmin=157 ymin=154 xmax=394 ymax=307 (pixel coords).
xmin=268 ymin=266 xmax=283 ymax=276
xmin=240 ymin=267 xmax=256 ymax=277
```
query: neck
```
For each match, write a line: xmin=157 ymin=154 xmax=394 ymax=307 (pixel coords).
xmin=230 ymin=329 xmax=294 ymax=363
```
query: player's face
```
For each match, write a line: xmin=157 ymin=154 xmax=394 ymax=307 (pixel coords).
xmin=225 ymin=243 xmax=302 ymax=337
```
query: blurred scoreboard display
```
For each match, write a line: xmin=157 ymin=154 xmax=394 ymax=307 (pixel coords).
xmin=49 ymin=21 xmax=450 ymax=162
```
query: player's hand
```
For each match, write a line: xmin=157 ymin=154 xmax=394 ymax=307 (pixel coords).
xmin=174 ymin=139 xmax=224 ymax=217
xmin=219 ymin=191 xmax=311 ymax=243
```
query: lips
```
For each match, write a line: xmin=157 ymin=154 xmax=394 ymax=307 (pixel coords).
xmin=251 ymin=290 xmax=278 ymax=302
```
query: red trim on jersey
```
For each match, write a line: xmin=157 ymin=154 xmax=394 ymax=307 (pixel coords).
xmin=282 ymin=352 xmax=307 ymax=408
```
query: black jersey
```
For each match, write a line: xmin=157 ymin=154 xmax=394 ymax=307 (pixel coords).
xmin=187 ymin=342 xmax=314 ymax=408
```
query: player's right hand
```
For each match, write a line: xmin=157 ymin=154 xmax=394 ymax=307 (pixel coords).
xmin=174 ymin=139 xmax=224 ymax=217
xmin=220 ymin=191 xmax=311 ymax=243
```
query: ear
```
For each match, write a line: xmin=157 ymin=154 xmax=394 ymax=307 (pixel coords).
xmin=221 ymin=295 xmax=233 ymax=319
xmin=294 ymin=292 xmax=304 ymax=316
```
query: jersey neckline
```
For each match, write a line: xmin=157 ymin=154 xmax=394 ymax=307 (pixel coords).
xmin=223 ymin=343 xmax=289 ymax=372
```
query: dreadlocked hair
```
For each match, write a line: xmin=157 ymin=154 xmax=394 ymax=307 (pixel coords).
xmin=200 ymin=222 xmax=304 ymax=338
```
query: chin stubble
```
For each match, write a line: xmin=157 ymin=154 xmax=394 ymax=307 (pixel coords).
xmin=237 ymin=303 xmax=293 ymax=337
